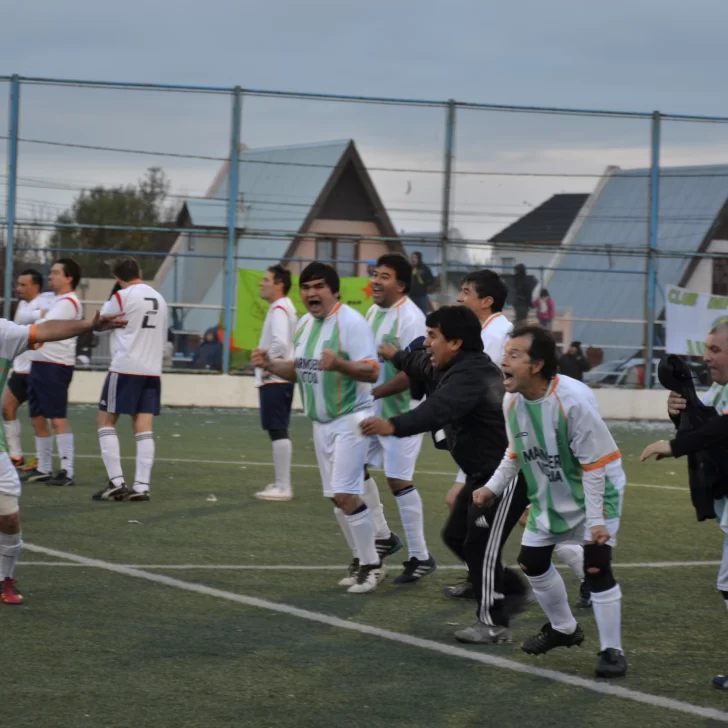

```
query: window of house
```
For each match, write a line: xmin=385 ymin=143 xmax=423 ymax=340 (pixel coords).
xmin=501 ymin=256 xmax=516 ymax=271
xmin=713 ymin=258 xmax=728 ymax=296
xmin=316 ymin=238 xmax=357 ymax=277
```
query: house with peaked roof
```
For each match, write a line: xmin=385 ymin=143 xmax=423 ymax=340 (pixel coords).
xmin=154 ymin=140 xmax=403 ymax=333
xmin=545 ymin=164 xmax=728 ymax=360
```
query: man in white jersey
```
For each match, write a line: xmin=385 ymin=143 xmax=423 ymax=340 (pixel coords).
xmin=252 ymin=262 xmax=384 ymax=594
xmin=3 ymin=269 xmax=55 ymax=468
xmin=254 ymin=265 xmax=298 ymax=502
xmin=0 ymin=309 xmax=126 ymax=604
xmin=22 ymin=259 xmax=83 ymax=487
xmin=474 ymin=325 xmax=627 ymax=678
xmin=641 ymin=322 xmax=728 ymax=689
xmin=92 ymin=258 xmax=168 ymax=502
xmin=362 ymin=253 xmax=436 ymax=584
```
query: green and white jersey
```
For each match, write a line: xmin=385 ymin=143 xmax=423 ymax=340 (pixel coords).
xmin=366 ymin=296 xmax=426 ymax=419
xmin=293 ymin=303 xmax=376 ymax=424
xmin=0 ymin=320 xmax=33 ymax=457
xmin=703 ymin=383 xmax=728 ymax=413
xmin=505 ymin=375 xmax=624 ymax=535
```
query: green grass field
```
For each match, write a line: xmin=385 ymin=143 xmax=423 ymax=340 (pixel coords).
xmin=9 ymin=407 xmax=728 ymax=727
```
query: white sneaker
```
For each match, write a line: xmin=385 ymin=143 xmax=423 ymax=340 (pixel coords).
xmin=347 ymin=563 xmax=388 ymax=594
xmin=254 ymin=484 xmax=293 ymax=502
xmin=339 ymin=558 xmax=360 ymax=587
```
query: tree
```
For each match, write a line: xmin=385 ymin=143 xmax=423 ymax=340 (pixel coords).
xmin=50 ymin=167 xmax=177 ymax=279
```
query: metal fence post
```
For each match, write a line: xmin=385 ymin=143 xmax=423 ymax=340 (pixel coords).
xmin=439 ymin=99 xmax=456 ymax=302
xmin=4 ymin=75 xmax=20 ymax=319
xmin=644 ymin=111 xmax=661 ymax=388
xmin=222 ymin=86 xmax=242 ymax=374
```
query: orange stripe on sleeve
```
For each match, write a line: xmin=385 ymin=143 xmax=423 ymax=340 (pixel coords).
xmin=28 ymin=324 xmax=38 ymax=349
xmin=582 ymin=450 xmax=622 ymax=472
xmin=114 ymin=292 xmax=123 ymax=311
xmin=508 ymin=448 xmax=518 ymax=460
xmin=360 ymin=358 xmax=380 ymax=378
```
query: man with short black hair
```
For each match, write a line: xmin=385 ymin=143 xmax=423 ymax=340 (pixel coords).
xmin=254 ymin=264 xmax=298 ymax=502
xmin=361 ymin=305 xmax=530 ymax=643
xmin=474 ymin=325 xmax=627 ymax=677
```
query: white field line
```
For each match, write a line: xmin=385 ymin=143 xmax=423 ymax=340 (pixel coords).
xmin=17 ymin=560 xmax=723 ymax=570
xmin=22 ymin=542 xmax=728 ymax=724
xmin=70 ymin=454 xmax=687 ymax=492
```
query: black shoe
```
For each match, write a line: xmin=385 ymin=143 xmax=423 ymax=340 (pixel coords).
xmin=443 ymin=581 xmax=475 ymax=600
xmin=126 ymin=489 xmax=150 ymax=502
xmin=574 ymin=580 xmax=592 ymax=609
xmin=521 ymin=622 xmax=585 ymax=655
xmin=92 ymin=481 xmax=129 ymax=501
xmin=375 ymin=532 xmax=403 ymax=560
xmin=47 ymin=470 xmax=74 ymax=487
xmin=595 ymin=648 xmax=627 ymax=678
xmin=22 ymin=469 xmax=52 ymax=483
xmin=394 ymin=556 xmax=437 ymax=584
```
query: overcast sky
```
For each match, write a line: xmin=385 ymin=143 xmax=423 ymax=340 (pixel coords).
xmin=3 ymin=0 xmax=728 ymax=241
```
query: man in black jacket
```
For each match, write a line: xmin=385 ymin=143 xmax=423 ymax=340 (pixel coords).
xmin=361 ymin=306 xmax=529 ymax=644
xmin=559 ymin=341 xmax=590 ymax=382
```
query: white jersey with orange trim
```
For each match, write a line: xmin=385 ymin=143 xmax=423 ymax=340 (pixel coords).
xmin=489 ymin=375 xmax=625 ymax=536
xmin=481 ymin=312 xmax=512 ymax=371
xmin=293 ymin=303 xmax=376 ymax=424
xmin=12 ymin=292 xmax=56 ymax=374
xmin=100 ymin=283 xmax=168 ymax=376
xmin=255 ymin=296 xmax=298 ymax=387
xmin=32 ymin=292 xmax=82 ymax=366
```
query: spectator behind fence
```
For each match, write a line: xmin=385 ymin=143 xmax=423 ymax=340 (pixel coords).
xmin=512 ymin=264 xmax=535 ymax=324
xmin=534 ymin=288 xmax=556 ymax=329
xmin=560 ymin=341 xmax=590 ymax=381
xmin=192 ymin=330 xmax=222 ymax=371
xmin=409 ymin=252 xmax=434 ymax=315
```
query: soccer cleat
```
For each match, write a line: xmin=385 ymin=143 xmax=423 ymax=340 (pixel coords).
xmin=254 ymin=484 xmax=293 ymax=502
xmin=443 ymin=581 xmax=475 ymax=600
xmin=11 ymin=456 xmax=24 ymax=469
xmin=713 ymin=673 xmax=728 ymax=689
xmin=92 ymin=481 xmax=129 ymax=501
xmin=47 ymin=470 xmax=74 ymax=487
xmin=338 ymin=558 xmax=360 ymax=587
xmin=126 ymin=490 xmax=151 ymax=502
xmin=23 ymin=469 xmax=52 ymax=483
xmin=455 ymin=622 xmax=512 ymax=645
xmin=595 ymin=649 xmax=627 ymax=678
xmin=521 ymin=622 xmax=585 ymax=655
xmin=347 ymin=562 xmax=387 ymax=594
xmin=574 ymin=580 xmax=592 ymax=609
xmin=393 ymin=556 xmax=437 ymax=584
xmin=375 ymin=532 xmax=403 ymax=560
xmin=1 ymin=577 xmax=23 ymax=605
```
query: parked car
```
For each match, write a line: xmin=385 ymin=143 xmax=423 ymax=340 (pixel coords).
xmin=583 ymin=357 xmax=709 ymax=389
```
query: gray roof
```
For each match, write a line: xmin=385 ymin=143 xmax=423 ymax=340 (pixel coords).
xmin=547 ymin=164 xmax=728 ymax=358
xmin=183 ymin=198 xmax=228 ymax=228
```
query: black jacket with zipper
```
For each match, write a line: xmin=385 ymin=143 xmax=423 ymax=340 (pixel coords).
xmin=387 ymin=348 xmax=507 ymax=483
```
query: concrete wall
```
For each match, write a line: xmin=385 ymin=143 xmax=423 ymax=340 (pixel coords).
xmin=67 ymin=371 xmax=670 ymax=420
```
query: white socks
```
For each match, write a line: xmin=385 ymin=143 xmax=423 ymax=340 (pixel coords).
xmin=334 ymin=507 xmax=358 ymax=558
xmin=272 ymin=439 xmax=292 ymax=492
xmin=394 ymin=486 xmax=429 ymax=560
xmin=345 ymin=506 xmax=378 ymax=566
xmin=56 ymin=433 xmax=75 ymax=478
xmin=4 ymin=420 xmax=22 ymax=460
xmin=0 ymin=531 xmax=22 ymax=580
xmin=134 ymin=432 xmax=155 ymax=493
xmin=554 ymin=543 xmax=585 ymax=581
xmin=591 ymin=585 xmax=623 ymax=652
xmin=98 ymin=427 xmax=124 ymax=485
xmin=361 ymin=476 xmax=391 ymax=540
xmin=527 ymin=565 xmax=578 ymax=635
xmin=35 ymin=436 xmax=53 ymax=474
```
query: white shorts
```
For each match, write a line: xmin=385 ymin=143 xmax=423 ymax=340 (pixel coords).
xmin=367 ymin=433 xmax=423 ymax=481
xmin=313 ymin=411 xmax=372 ymax=498
xmin=0 ymin=453 xmax=21 ymax=500
xmin=521 ymin=518 xmax=621 ymax=548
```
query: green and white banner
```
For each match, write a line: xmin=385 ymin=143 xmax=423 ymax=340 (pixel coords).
xmin=666 ymin=284 xmax=728 ymax=356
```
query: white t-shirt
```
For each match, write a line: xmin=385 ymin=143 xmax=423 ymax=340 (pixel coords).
xmin=32 ymin=292 xmax=82 ymax=366
xmin=100 ymin=283 xmax=168 ymax=376
xmin=293 ymin=303 xmax=376 ymax=423
xmin=481 ymin=312 xmax=513 ymax=372
xmin=12 ymin=292 xmax=56 ymax=374
xmin=255 ymin=296 xmax=298 ymax=387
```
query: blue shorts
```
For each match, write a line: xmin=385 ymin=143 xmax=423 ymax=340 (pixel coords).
xmin=7 ymin=372 xmax=29 ymax=405
xmin=28 ymin=362 xmax=74 ymax=419
xmin=259 ymin=383 xmax=294 ymax=431
xmin=99 ymin=372 xmax=161 ymax=416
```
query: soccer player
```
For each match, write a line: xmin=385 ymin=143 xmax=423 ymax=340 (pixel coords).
xmin=22 ymin=259 xmax=83 ymax=486
xmin=473 ymin=326 xmax=627 ymax=678
xmin=254 ymin=265 xmax=298 ymax=502
xmin=251 ymin=262 xmax=383 ymax=594
xmin=3 ymin=269 xmax=55 ymax=468
xmin=363 ymin=254 xmax=436 ymax=583
xmin=92 ymin=258 xmax=168 ymax=502
xmin=0 ymin=309 xmax=126 ymax=603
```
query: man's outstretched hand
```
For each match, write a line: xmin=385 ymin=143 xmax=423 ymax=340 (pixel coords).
xmin=92 ymin=312 xmax=127 ymax=332
xmin=360 ymin=417 xmax=395 ymax=436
